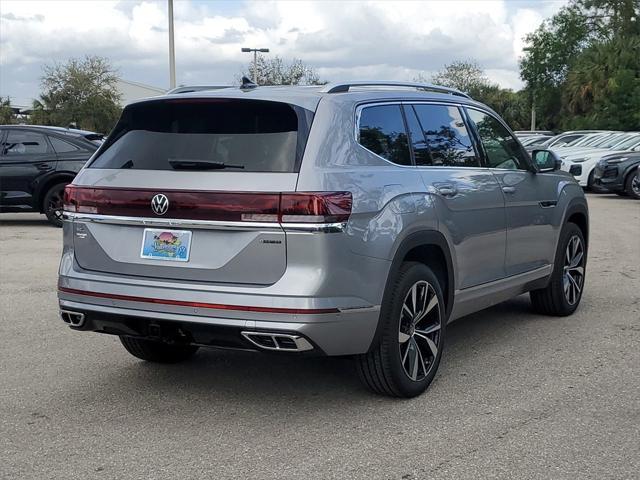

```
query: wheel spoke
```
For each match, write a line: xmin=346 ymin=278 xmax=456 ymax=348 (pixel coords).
xmin=399 ymin=331 xmax=410 ymax=343
xmin=405 ymin=339 xmax=419 ymax=381
xmin=411 ymin=283 xmax=418 ymax=316
xmin=401 ymin=340 xmax=410 ymax=364
xmin=415 ymin=323 xmax=440 ymax=336
xmin=569 ymin=250 xmax=583 ymax=269
xmin=567 ymin=272 xmax=582 ymax=294
xmin=425 ymin=336 xmax=438 ymax=358
xmin=568 ymin=265 xmax=584 ymax=276
xmin=415 ymin=342 xmax=427 ymax=378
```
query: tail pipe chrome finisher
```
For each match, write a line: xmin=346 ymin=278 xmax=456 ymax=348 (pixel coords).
xmin=241 ymin=331 xmax=314 ymax=352
xmin=60 ymin=310 xmax=86 ymax=327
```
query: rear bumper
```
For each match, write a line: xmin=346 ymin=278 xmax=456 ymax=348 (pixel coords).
xmin=58 ymin=289 xmax=380 ymax=356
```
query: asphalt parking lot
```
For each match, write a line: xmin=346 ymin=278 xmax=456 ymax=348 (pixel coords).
xmin=1 ymin=193 xmax=638 ymax=480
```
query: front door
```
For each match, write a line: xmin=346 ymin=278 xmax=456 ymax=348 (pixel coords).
xmin=0 ymin=129 xmax=57 ymax=209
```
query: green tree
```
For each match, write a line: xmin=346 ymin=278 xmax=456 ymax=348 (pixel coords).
xmin=416 ymin=59 xmax=491 ymax=96
xmin=520 ymin=0 xmax=640 ymax=129
xmin=475 ymin=86 xmax=530 ymax=130
xmin=416 ymin=60 xmax=529 ymax=129
xmin=239 ymin=55 xmax=325 ymax=85
xmin=563 ymin=36 xmax=640 ymax=129
xmin=37 ymin=56 xmax=121 ymax=133
xmin=0 ymin=97 xmax=16 ymax=124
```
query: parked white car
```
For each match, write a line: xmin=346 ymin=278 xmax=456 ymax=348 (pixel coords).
xmin=553 ymin=132 xmax=623 ymax=158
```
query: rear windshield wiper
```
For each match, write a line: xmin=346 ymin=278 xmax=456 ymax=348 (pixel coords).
xmin=168 ymin=159 xmax=245 ymax=170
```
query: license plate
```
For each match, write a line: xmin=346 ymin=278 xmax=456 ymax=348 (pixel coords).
xmin=140 ymin=228 xmax=192 ymax=262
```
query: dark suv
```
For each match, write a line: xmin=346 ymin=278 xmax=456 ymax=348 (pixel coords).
xmin=0 ymin=125 xmax=100 ymax=226
xmin=593 ymin=151 xmax=640 ymax=199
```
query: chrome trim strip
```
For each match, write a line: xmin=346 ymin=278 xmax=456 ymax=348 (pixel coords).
xmin=282 ymin=222 xmax=345 ymax=233
xmin=64 ymin=212 xmax=346 ymax=232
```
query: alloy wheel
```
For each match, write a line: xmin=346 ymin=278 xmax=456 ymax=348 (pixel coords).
xmin=398 ymin=280 xmax=442 ymax=381
xmin=563 ymin=235 xmax=585 ymax=306
xmin=47 ymin=187 xmax=64 ymax=221
xmin=632 ymin=174 xmax=640 ymax=196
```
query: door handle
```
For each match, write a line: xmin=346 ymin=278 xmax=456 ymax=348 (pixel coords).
xmin=434 ymin=184 xmax=458 ymax=198
xmin=36 ymin=163 xmax=53 ymax=171
xmin=502 ymin=186 xmax=516 ymax=194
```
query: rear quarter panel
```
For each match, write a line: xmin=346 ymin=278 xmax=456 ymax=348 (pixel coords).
xmin=296 ymin=96 xmax=441 ymax=305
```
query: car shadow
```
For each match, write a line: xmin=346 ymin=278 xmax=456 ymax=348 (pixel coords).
xmin=0 ymin=214 xmax=52 ymax=227
xmin=58 ymin=295 xmax=552 ymax=412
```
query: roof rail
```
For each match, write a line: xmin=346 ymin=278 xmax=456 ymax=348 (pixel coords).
xmin=166 ymin=85 xmax=233 ymax=95
xmin=320 ymin=81 xmax=471 ymax=98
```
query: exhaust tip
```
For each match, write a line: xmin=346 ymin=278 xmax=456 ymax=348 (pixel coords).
xmin=60 ymin=310 xmax=85 ymax=327
xmin=241 ymin=331 xmax=313 ymax=352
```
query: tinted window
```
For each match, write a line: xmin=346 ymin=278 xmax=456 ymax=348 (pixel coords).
xmin=90 ymin=99 xmax=311 ymax=172
xmin=466 ymin=109 xmax=529 ymax=170
xmin=358 ymin=105 xmax=411 ymax=165
xmin=2 ymin=131 xmax=50 ymax=155
xmin=412 ymin=104 xmax=479 ymax=167
xmin=50 ymin=136 xmax=80 ymax=153
xmin=403 ymin=105 xmax=430 ymax=166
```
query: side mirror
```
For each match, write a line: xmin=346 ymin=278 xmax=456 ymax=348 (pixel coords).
xmin=532 ymin=149 xmax=561 ymax=173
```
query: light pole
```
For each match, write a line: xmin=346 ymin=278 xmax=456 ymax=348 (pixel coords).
xmin=241 ymin=47 xmax=270 ymax=84
xmin=168 ymin=0 xmax=176 ymax=89
xmin=523 ymin=46 xmax=536 ymax=131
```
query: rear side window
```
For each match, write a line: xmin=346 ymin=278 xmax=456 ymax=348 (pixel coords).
xmin=50 ymin=136 xmax=80 ymax=153
xmin=2 ymin=131 xmax=50 ymax=155
xmin=411 ymin=104 xmax=479 ymax=167
xmin=357 ymin=105 xmax=411 ymax=165
xmin=90 ymin=99 xmax=312 ymax=172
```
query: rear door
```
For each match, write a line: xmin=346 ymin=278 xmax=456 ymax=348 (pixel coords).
xmin=0 ymin=129 xmax=57 ymax=208
xmin=405 ymin=103 xmax=507 ymax=288
xmin=68 ymin=98 xmax=313 ymax=285
xmin=465 ymin=107 xmax=558 ymax=276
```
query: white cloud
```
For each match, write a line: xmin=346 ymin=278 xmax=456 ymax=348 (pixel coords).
xmin=0 ymin=0 xmax=567 ymax=106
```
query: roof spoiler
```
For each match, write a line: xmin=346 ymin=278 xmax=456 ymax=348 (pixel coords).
xmin=166 ymin=85 xmax=233 ymax=95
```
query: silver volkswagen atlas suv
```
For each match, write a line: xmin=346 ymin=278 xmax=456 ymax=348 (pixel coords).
xmin=58 ymin=81 xmax=588 ymax=397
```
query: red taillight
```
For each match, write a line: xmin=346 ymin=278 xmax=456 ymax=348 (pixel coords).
xmin=280 ymin=192 xmax=352 ymax=223
xmin=63 ymin=185 xmax=98 ymax=214
xmin=63 ymin=187 xmax=352 ymax=224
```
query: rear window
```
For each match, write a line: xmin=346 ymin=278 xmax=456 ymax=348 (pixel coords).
xmin=90 ymin=99 xmax=313 ymax=172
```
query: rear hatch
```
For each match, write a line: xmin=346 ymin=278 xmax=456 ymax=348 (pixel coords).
xmin=65 ymin=97 xmax=314 ymax=286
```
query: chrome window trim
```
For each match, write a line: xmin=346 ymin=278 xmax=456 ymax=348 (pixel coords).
xmin=63 ymin=212 xmax=345 ymax=232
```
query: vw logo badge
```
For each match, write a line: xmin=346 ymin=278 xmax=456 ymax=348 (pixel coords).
xmin=151 ymin=194 xmax=169 ymax=216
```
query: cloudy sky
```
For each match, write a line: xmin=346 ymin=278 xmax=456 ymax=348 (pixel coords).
xmin=0 ymin=0 xmax=567 ymax=107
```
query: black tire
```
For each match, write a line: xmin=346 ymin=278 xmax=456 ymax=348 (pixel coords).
xmin=586 ymin=170 xmax=596 ymax=191
xmin=119 ymin=336 xmax=199 ymax=363
xmin=530 ymin=222 xmax=586 ymax=316
xmin=624 ymin=170 xmax=640 ymax=199
xmin=356 ymin=262 xmax=446 ymax=398
xmin=43 ymin=182 xmax=67 ymax=227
